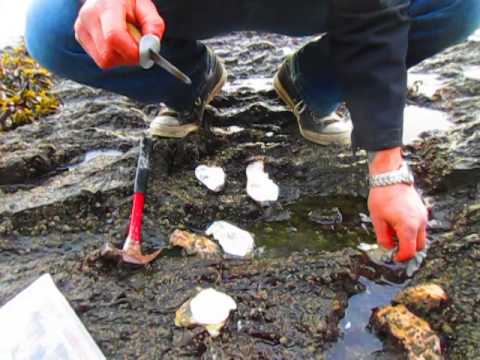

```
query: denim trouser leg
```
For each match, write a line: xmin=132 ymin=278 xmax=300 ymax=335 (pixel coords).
xmin=26 ymin=0 xmax=480 ymax=110
xmin=25 ymin=0 xmax=211 ymax=109
xmin=294 ymin=0 xmax=480 ymax=116
xmin=25 ymin=0 xmax=329 ymax=108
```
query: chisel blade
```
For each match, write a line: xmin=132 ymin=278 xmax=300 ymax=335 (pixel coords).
xmin=149 ymin=50 xmax=192 ymax=85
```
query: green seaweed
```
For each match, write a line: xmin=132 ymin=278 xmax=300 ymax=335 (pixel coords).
xmin=0 ymin=45 xmax=59 ymax=131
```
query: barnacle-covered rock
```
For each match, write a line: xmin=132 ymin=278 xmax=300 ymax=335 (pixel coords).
xmin=0 ymin=45 xmax=59 ymax=131
xmin=394 ymin=284 xmax=448 ymax=315
xmin=371 ymin=305 xmax=442 ymax=360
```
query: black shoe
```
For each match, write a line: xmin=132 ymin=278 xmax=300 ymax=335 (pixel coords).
xmin=273 ymin=57 xmax=351 ymax=145
xmin=149 ymin=48 xmax=226 ymax=138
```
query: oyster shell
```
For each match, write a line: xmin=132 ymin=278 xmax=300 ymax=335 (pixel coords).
xmin=175 ymin=288 xmax=237 ymax=337
xmin=246 ymin=160 xmax=279 ymax=205
xmin=195 ymin=165 xmax=226 ymax=192
xmin=206 ymin=221 xmax=255 ymax=257
xmin=169 ymin=230 xmax=220 ymax=258
xmin=359 ymin=243 xmax=428 ymax=277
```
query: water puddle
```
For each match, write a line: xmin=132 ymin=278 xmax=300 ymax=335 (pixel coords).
xmin=407 ymin=72 xmax=445 ymax=98
xmin=326 ymin=276 xmax=407 ymax=360
xmin=248 ymin=196 xmax=412 ymax=359
xmin=68 ymin=149 xmax=123 ymax=170
xmin=464 ymin=65 xmax=480 ymax=81
xmin=249 ymin=196 xmax=375 ymax=257
xmin=223 ymin=78 xmax=273 ymax=94
xmin=469 ymin=29 xmax=480 ymax=42
xmin=281 ymin=47 xmax=295 ymax=56
xmin=403 ymin=105 xmax=452 ymax=144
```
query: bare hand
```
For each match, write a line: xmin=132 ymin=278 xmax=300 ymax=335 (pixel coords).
xmin=368 ymin=147 xmax=428 ymax=262
xmin=369 ymin=183 xmax=428 ymax=262
xmin=74 ymin=0 xmax=165 ymax=69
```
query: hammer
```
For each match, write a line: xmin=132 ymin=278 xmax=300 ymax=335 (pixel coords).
xmin=100 ymin=136 xmax=162 ymax=265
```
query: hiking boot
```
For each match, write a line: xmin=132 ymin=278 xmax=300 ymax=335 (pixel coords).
xmin=149 ymin=49 xmax=227 ymax=138
xmin=273 ymin=59 xmax=352 ymax=145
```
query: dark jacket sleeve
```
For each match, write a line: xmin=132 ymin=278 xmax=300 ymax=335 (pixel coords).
xmin=329 ymin=0 xmax=411 ymax=151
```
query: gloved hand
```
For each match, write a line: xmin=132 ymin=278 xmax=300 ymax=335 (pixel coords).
xmin=74 ymin=0 xmax=165 ymax=69
xmin=368 ymin=147 xmax=428 ymax=262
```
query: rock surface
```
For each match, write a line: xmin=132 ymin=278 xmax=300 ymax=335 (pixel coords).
xmin=1 ymin=33 xmax=480 ymax=358
xmin=371 ymin=304 xmax=442 ymax=360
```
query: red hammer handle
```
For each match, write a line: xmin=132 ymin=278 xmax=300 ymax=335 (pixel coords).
xmin=127 ymin=137 xmax=153 ymax=244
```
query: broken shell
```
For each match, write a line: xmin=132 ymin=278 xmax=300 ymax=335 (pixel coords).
xmin=195 ymin=165 xmax=226 ymax=192
xmin=206 ymin=221 xmax=255 ymax=257
xmin=175 ymin=288 xmax=237 ymax=337
xmin=169 ymin=230 xmax=220 ymax=258
xmin=246 ymin=160 xmax=279 ymax=205
xmin=371 ymin=305 xmax=442 ymax=360
xmin=357 ymin=243 xmax=378 ymax=252
xmin=363 ymin=245 xmax=428 ymax=277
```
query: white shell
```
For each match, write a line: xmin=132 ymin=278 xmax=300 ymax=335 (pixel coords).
xmin=206 ymin=221 xmax=255 ymax=257
xmin=190 ymin=288 xmax=237 ymax=325
xmin=195 ymin=165 xmax=226 ymax=192
xmin=357 ymin=243 xmax=378 ymax=252
xmin=246 ymin=160 xmax=279 ymax=204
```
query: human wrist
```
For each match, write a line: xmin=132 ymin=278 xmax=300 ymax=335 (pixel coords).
xmin=368 ymin=147 xmax=404 ymax=175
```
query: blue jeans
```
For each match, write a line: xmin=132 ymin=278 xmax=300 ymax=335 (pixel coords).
xmin=26 ymin=0 xmax=480 ymax=113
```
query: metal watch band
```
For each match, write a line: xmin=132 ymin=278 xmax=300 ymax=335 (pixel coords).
xmin=369 ymin=162 xmax=414 ymax=188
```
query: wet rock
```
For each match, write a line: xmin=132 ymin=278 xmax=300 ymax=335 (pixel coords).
xmin=394 ymin=284 xmax=448 ymax=315
xmin=308 ymin=207 xmax=343 ymax=225
xmin=169 ymin=230 xmax=220 ymax=258
xmin=1 ymin=31 xmax=480 ymax=359
xmin=175 ymin=288 xmax=237 ymax=337
xmin=371 ymin=304 xmax=442 ymax=360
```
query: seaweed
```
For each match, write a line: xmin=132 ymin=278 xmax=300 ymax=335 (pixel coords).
xmin=0 ymin=45 xmax=59 ymax=131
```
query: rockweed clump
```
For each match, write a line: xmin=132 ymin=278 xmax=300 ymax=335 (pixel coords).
xmin=0 ymin=45 xmax=59 ymax=131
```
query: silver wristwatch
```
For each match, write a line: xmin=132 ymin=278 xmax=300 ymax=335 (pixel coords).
xmin=369 ymin=162 xmax=414 ymax=188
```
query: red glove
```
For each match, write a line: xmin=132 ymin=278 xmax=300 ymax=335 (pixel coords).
xmin=368 ymin=148 xmax=428 ymax=262
xmin=74 ymin=0 xmax=165 ymax=69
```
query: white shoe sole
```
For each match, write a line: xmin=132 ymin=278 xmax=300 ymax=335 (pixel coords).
xmin=149 ymin=63 xmax=227 ymax=138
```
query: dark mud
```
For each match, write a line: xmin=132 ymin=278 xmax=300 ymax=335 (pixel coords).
xmin=1 ymin=32 xmax=480 ymax=358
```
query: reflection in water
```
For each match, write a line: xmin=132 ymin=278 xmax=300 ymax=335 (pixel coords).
xmin=249 ymin=196 xmax=375 ymax=257
xmin=403 ymin=105 xmax=452 ymax=144
xmin=464 ymin=65 xmax=480 ymax=81
xmin=326 ymin=277 xmax=406 ymax=360
xmin=223 ymin=78 xmax=273 ymax=93
xmin=68 ymin=149 xmax=123 ymax=169
xmin=469 ymin=29 xmax=480 ymax=42
xmin=407 ymin=72 xmax=445 ymax=98
xmin=0 ymin=0 xmax=30 ymax=48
